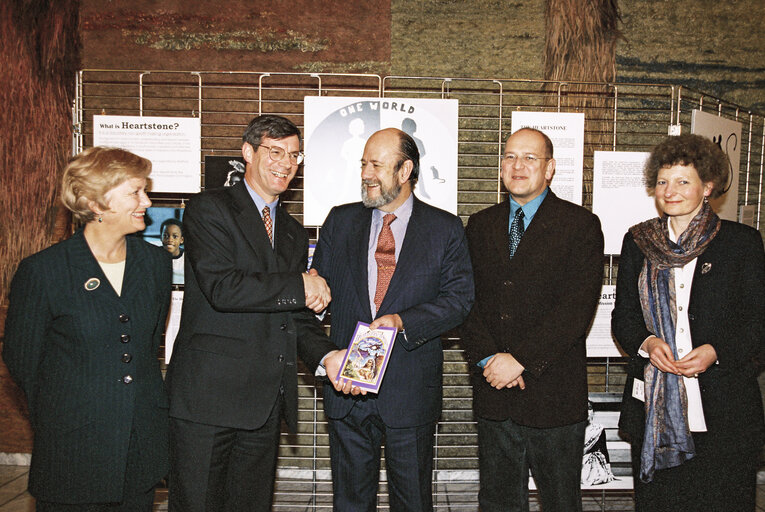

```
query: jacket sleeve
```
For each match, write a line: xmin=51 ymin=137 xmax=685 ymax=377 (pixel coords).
xmin=2 ymin=257 xmax=50 ymax=413
xmin=460 ymin=216 xmax=499 ymax=367
xmin=611 ymin=231 xmax=653 ymax=357
xmin=183 ymin=193 xmax=306 ymax=313
xmin=710 ymin=228 xmax=764 ymax=367
xmin=292 ymin=233 xmax=336 ymax=372
xmin=396 ymin=215 xmax=475 ymax=351
xmin=153 ymin=251 xmax=173 ymax=355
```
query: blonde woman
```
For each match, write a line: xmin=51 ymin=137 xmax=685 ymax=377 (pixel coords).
xmin=4 ymin=147 xmax=172 ymax=511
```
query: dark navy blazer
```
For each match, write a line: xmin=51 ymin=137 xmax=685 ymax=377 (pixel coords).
xmin=3 ymin=230 xmax=172 ymax=503
xmin=311 ymin=196 xmax=474 ymax=428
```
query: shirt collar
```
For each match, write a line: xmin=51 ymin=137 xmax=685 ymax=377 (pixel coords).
xmin=509 ymin=187 xmax=548 ymax=226
xmin=244 ymin=180 xmax=279 ymax=217
xmin=373 ymin=192 xmax=414 ymax=224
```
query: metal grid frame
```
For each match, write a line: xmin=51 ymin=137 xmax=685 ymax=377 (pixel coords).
xmin=74 ymin=70 xmax=765 ymax=510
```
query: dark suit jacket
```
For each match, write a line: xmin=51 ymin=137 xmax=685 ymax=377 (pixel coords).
xmin=311 ymin=197 xmax=474 ymax=428
xmin=166 ymin=182 xmax=335 ymax=432
xmin=462 ymin=191 xmax=604 ymax=428
xmin=612 ymin=220 xmax=765 ymax=452
xmin=2 ymin=230 xmax=171 ymax=503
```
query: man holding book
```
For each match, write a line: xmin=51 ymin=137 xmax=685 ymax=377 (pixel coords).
xmin=311 ymin=127 xmax=474 ymax=511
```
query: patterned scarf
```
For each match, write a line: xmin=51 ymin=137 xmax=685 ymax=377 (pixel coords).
xmin=628 ymin=200 xmax=720 ymax=483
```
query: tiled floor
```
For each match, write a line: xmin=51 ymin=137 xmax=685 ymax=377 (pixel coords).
xmin=1 ymin=467 xmax=764 ymax=511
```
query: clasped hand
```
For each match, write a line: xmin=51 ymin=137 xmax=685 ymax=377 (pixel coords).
xmin=302 ymin=268 xmax=331 ymax=313
xmin=483 ymin=353 xmax=526 ymax=390
xmin=644 ymin=336 xmax=717 ymax=378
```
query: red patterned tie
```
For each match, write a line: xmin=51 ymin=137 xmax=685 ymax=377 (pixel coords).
xmin=373 ymin=214 xmax=396 ymax=312
xmin=262 ymin=206 xmax=273 ymax=245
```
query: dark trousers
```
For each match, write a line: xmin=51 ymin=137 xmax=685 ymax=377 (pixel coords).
xmin=35 ymin=488 xmax=155 ymax=512
xmin=328 ymin=399 xmax=437 ymax=512
xmin=168 ymin=396 xmax=283 ymax=512
xmin=631 ymin=432 xmax=758 ymax=512
xmin=477 ymin=416 xmax=586 ymax=512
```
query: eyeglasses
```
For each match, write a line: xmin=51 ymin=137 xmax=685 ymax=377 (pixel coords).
xmin=259 ymin=144 xmax=305 ymax=165
xmin=502 ymin=154 xmax=550 ymax=164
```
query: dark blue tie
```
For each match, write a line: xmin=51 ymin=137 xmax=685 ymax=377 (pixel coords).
xmin=509 ymin=208 xmax=525 ymax=258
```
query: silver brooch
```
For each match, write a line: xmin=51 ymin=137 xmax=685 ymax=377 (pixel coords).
xmin=84 ymin=277 xmax=100 ymax=291
xmin=701 ymin=262 xmax=712 ymax=275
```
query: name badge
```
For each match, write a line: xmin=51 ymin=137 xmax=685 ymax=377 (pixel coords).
xmin=632 ymin=378 xmax=645 ymax=402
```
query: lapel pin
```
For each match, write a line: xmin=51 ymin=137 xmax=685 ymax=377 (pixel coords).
xmin=701 ymin=262 xmax=712 ymax=275
xmin=84 ymin=277 xmax=100 ymax=291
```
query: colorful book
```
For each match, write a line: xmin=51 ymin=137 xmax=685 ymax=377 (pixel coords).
xmin=335 ymin=321 xmax=397 ymax=393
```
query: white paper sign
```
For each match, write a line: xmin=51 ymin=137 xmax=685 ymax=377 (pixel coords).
xmin=586 ymin=285 xmax=626 ymax=357
xmin=93 ymin=115 xmax=201 ymax=193
xmin=691 ymin=110 xmax=741 ymax=222
xmin=303 ymin=97 xmax=459 ymax=225
xmin=592 ymin=151 xmax=658 ymax=254
xmin=164 ymin=290 xmax=184 ymax=363
xmin=511 ymin=112 xmax=585 ymax=205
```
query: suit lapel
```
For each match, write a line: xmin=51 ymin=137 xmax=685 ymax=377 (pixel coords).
xmin=274 ymin=204 xmax=299 ymax=272
xmin=229 ymin=182 xmax=278 ymax=270
xmin=350 ymin=207 xmax=373 ymax=320
xmin=66 ymin=230 xmax=151 ymax=303
xmin=487 ymin=200 xmax=512 ymax=267
xmin=509 ymin=191 xmax=558 ymax=266
xmin=66 ymin=230 xmax=122 ymax=302
xmin=120 ymin=236 xmax=151 ymax=301
xmin=378 ymin=198 xmax=423 ymax=314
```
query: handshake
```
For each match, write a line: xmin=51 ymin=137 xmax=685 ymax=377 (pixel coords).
xmin=301 ymin=268 xmax=331 ymax=313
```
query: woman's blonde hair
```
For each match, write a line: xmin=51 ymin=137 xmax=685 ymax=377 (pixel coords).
xmin=61 ymin=147 xmax=151 ymax=223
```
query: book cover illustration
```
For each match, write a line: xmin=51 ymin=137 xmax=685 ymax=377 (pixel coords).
xmin=335 ymin=321 xmax=397 ymax=393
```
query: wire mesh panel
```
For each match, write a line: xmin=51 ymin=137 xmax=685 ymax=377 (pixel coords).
xmin=75 ymin=71 xmax=765 ymax=510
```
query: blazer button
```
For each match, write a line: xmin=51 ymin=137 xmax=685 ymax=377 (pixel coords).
xmin=121 ymin=353 xmax=133 ymax=363
xmin=280 ymin=323 xmax=287 ymax=330
xmin=500 ymin=313 xmax=510 ymax=321
xmin=278 ymin=355 xmax=285 ymax=362
xmin=503 ymin=280 xmax=512 ymax=286
xmin=120 ymin=334 xmax=131 ymax=343
xmin=119 ymin=314 xmax=130 ymax=323
xmin=122 ymin=375 xmax=133 ymax=384
xmin=688 ymin=314 xmax=695 ymax=321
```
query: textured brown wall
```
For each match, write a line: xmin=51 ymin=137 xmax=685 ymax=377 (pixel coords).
xmin=80 ymin=0 xmax=764 ymax=110
xmin=391 ymin=0 xmax=545 ymax=79
xmin=390 ymin=0 xmax=763 ymax=111
xmin=81 ymin=0 xmax=391 ymax=73
xmin=617 ymin=0 xmax=765 ymax=111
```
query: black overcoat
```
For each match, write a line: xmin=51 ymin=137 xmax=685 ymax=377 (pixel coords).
xmin=462 ymin=191 xmax=604 ymax=428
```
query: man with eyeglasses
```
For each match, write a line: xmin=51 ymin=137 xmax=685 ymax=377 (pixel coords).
xmin=166 ymin=115 xmax=351 ymax=511
xmin=462 ymin=128 xmax=604 ymax=512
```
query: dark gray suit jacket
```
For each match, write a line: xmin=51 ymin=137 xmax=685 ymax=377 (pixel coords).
xmin=3 ymin=230 xmax=172 ymax=503
xmin=311 ymin=197 xmax=474 ymax=428
xmin=462 ymin=191 xmax=604 ymax=428
xmin=166 ymin=182 xmax=335 ymax=432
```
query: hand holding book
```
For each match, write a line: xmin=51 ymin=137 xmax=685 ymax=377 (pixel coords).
xmin=335 ymin=321 xmax=398 ymax=393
